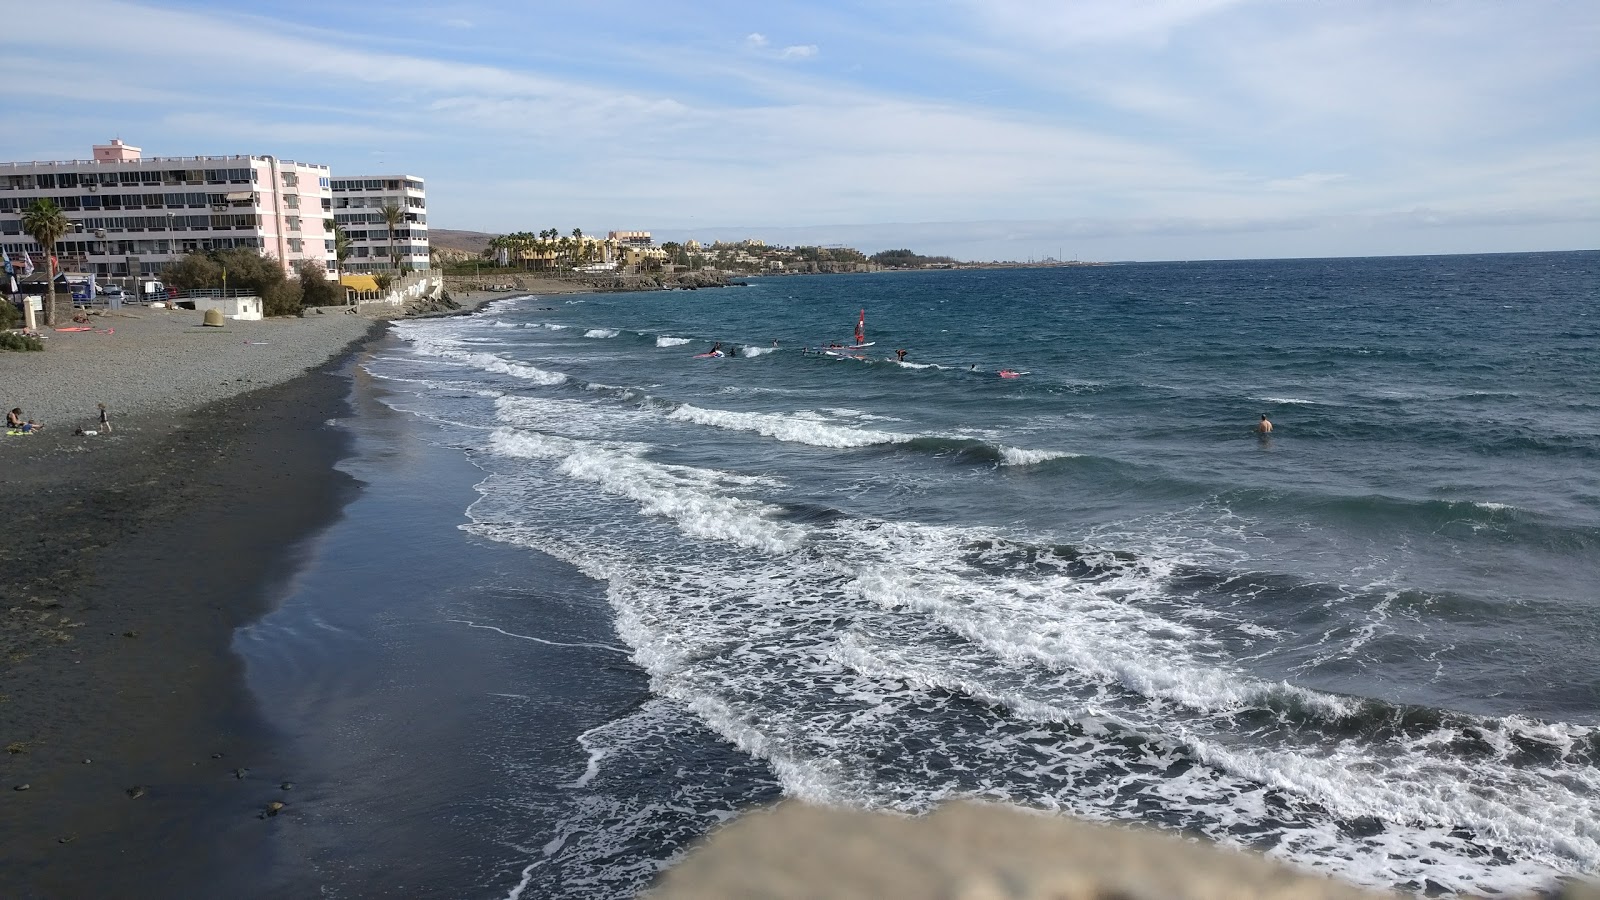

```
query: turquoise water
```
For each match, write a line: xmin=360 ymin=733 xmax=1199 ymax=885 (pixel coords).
xmin=351 ymin=252 xmax=1597 ymax=897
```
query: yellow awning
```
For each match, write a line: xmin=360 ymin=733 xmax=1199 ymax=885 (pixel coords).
xmin=340 ymin=274 xmax=379 ymax=292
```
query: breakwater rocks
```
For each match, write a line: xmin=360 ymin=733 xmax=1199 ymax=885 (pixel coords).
xmin=443 ymin=271 xmax=737 ymax=296
xmin=403 ymin=294 xmax=463 ymax=316
xmin=651 ymin=801 xmax=1600 ymax=900
xmin=587 ymin=270 xmax=733 ymax=291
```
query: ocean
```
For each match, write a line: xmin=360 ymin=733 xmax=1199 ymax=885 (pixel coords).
xmin=243 ymin=251 xmax=1598 ymax=898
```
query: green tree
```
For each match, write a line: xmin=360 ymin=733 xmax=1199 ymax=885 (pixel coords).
xmin=20 ymin=198 xmax=71 ymax=326
xmin=161 ymin=248 xmax=301 ymax=315
xmin=333 ymin=221 xmax=352 ymax=281
xmin=262 ymin=280 xmax=303 ymax=317
xmin=296 ymin=260 xmax=340 ymax=307
xmin=160 ymin=252 xmax=224 ymax=292
xmin=380 ymin=202 xmax=404 ymax=272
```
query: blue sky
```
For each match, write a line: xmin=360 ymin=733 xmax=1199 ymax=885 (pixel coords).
xmin=3 ymin=0 xmax=1596 ymax=260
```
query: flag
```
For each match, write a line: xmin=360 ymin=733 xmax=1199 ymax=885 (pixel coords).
xmin=2 ymin=248 xmax=12 ymax=279
xmin=19 ymin=251 xmax=34 ymax=277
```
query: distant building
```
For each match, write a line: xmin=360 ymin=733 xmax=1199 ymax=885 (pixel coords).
xmin=330 ymin=175 xmax=429 ymax=273
xmin=0 ymin=139 xmax=334 ymax=280
xmin=609 ymin=230 xmax=653 ymax=247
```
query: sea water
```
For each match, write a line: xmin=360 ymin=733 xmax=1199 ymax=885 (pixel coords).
xmin=359 ymin=252 xmax=1597 ymax=897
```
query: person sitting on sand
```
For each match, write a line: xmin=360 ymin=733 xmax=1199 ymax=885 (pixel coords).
xmin=8 ymin=408 xmax=41 ymax=433
xmin=1255 ymin=414 xmax=1273 ymax=434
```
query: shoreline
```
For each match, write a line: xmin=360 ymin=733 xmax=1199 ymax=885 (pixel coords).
xmin=0 ymin=337 xmax=376 ymax=896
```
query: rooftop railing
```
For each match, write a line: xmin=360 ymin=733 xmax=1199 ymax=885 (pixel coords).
xmin=0 ymin=156 xmax=329 ymax=170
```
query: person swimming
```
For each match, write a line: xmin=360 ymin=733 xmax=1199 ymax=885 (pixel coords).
xmin=1255 ymin=414 xmax=1273 ymax=434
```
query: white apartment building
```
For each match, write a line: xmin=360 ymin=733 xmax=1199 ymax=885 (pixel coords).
xmin=0 ymin=139 xmax=334 ymax=281
xmin=330 ymin=175 xmax=428 ymax=273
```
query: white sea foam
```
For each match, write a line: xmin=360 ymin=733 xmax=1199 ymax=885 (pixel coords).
xmin=667 ymin=403 xmax=916 ymax=449
xmin=378 ymin=318 xmax=1598 ymax=897
xmin=1255 ymin=396 xmax=1317 ymax=405
xmin=838 ymin=521 xmax=1355 ymax=721
xmin=487 ymin=428 xmax=804 ymax=555
xmin=656 ymin=336 xmax=692 ymax=347
xmin=998 ymin=447 xmax=1079 ymax=466
xmin=496 ymin=395 xmax=667 ymax=440
xmin=584 ymin=328 xmax=619 ymax=339
xmin=741 ymin=346 xmax=777 ymax=357
xmin=460 ymin=450 xmax=1600 ymax=896
xmin=392 ymin=327 xmax=569 ymax=386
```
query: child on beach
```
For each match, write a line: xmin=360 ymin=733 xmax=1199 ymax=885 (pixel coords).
xmin=7 ymin=407 xmax=42 ymax=433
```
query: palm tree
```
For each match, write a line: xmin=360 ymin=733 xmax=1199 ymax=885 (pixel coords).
xmin=332 ymin=221 xmax=352 ymax=282
xmin=21 ymin=198 xmax=71 ymax=326
xmin=380 ymin=202 xmax=404 ymax=273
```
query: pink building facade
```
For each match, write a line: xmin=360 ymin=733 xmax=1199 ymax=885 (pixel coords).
xmin=0 ymin=140 xmax=335 ymax=280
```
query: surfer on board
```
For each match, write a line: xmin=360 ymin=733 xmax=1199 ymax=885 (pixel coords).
xmin=895 ymin=349 xmax=907 ymax=362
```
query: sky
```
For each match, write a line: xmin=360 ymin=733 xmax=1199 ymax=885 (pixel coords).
xmin=2 ymin=0 xmax=1597 ymax=261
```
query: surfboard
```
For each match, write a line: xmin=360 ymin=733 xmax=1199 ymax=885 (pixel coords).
xmin=692 ymin=351 xmax=725 ymax=359
xmin=998 ymin=370 xmax=1028 ymax=378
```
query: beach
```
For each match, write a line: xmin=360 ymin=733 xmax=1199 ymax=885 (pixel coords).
xmin=4 ymin=253 xmax=1597 ymax=899
xmin=0 ymin=297 xmax=497 ymax=897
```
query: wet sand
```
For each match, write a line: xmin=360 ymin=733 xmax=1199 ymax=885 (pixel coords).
xmin=0 ymin=341 xmax=372 ymax=897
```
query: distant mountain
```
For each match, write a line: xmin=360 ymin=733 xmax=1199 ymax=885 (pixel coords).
xmin=430 ymin=229 xmax=497 ymax=256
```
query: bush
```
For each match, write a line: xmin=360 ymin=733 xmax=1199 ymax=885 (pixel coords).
xmin=161 ymin=248 xmax=290 ymax=297
xmin=160 ymin=253 xmax=224 ymax=291
xmin=296 ymin=261 xmax=342 ymax=307
xmin=263 ymin=280 xmax=303 ymax=317
xmin=0 ymin=330 xmax=44 ymax=351
xmin=0 ymin=299 xmax=18 ymax=330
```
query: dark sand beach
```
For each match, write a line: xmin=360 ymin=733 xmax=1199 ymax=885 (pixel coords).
xmin=0 ymin=337 xmax=372 ymax=898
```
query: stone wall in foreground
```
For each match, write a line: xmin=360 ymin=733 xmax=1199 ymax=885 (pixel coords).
xmin=649 ymin=801 xmax=1600 ymax=900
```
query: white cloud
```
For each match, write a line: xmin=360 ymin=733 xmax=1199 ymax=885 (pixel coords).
xmin=3 ymin=0 xmax=1594 ymax=259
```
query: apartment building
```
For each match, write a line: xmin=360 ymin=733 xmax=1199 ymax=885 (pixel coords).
xmin=330 ymin=175 xmax=428 ymax=273
xmin=0 ymin=139 xmax=334 ymax=280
